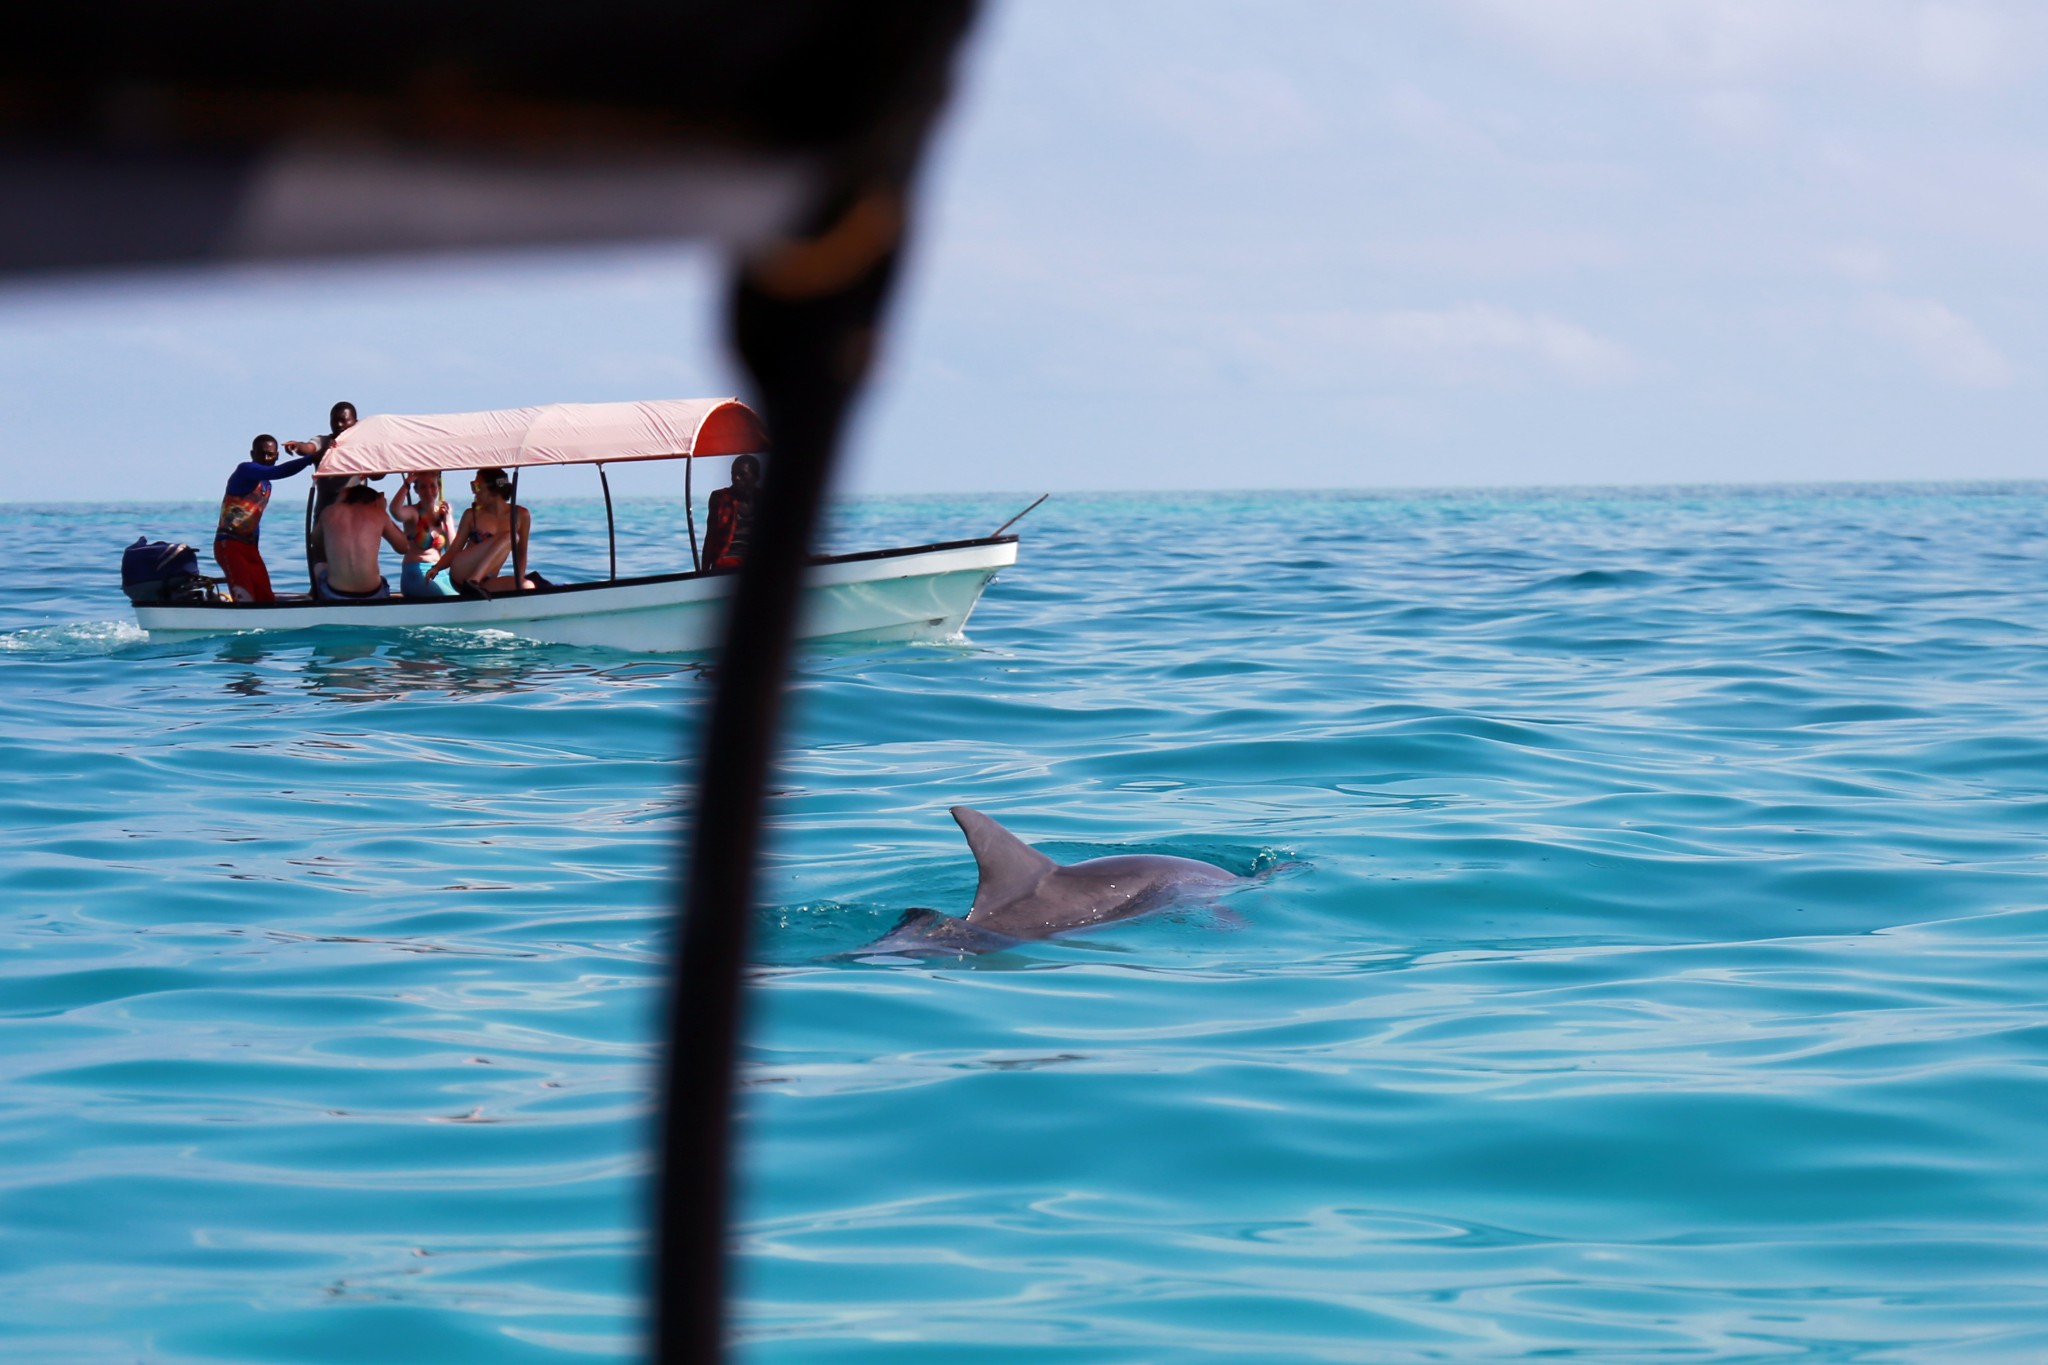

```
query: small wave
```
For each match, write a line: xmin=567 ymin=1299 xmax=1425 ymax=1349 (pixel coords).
xmin=0 ymin=619 xmax=147 ymax=655
xmin=1522 ymin=567 xmax=1662 ymax=591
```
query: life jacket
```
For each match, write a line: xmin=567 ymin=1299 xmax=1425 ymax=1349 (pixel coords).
xmin=725 ymin=487 xmax=757 ymax=561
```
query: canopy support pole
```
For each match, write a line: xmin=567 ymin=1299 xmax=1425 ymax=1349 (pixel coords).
xmin=685 ymin=453 xmax=700 ymax=572
xmin=509 ymin=468 xmax=521 ymax=589
xmin=599 ymin=463 xmax=618 ymax=581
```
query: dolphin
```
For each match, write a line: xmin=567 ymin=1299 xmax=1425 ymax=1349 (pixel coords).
xmin=857 ymin=805 xmax=1253 ymax=956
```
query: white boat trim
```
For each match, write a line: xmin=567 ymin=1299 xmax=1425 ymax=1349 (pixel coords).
xmin=135 ymin=536 xmax=1018 ymax=653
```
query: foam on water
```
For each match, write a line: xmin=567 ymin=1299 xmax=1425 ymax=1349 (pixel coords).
xmin=1 ymin=618 xmax=148 ymax=653
xmin=4 ymin=487 xmax=2048 ymax=1362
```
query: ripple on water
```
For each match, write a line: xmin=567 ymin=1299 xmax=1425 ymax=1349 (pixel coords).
xmin=4 ymin=488 xmax=2048 ymax=1361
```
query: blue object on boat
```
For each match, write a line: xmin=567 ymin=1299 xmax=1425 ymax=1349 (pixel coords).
xmin=120 ymin=537 xmax=208 ymax=605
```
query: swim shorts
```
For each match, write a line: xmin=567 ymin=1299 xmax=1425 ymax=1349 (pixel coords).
xmin=313 ymin=567 xmax=391 ymax=602
xmin=400 ymin=561 xmax=455 ymax=598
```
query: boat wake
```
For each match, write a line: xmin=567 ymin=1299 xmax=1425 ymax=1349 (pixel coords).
xmin=0 ymin=619 xmax=148 ymax=655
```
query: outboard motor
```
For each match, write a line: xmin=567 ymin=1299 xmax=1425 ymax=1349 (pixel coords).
xmin=121 ymin=538 xmax=224 ymax=604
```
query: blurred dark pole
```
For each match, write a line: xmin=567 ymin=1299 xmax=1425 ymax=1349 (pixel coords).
xmin=660 ymin=215 xmax=910 ymax=1363
xmin=2 ymin=4 xmax=978 ymax=1362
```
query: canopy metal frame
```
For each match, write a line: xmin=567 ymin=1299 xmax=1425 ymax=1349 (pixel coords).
xmin=598 ymin=464 xmax=619 ymax=580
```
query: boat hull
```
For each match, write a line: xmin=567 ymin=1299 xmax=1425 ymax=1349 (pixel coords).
xmin=134 ymin=537 xmax=1017 ymax=652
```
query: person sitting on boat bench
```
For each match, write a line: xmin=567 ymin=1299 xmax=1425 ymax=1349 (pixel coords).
xmin=215 ymin=433 xmax=320 ymax=603
xmin=390 ymin=471 xmax=457 ymax=598
xmin=701 ymin=453 xmax=760 ymax=570
xmin=426 ymin=467 xmax=535 ymax=595
xmin=314 ymin=482 xmax=409 ymax=602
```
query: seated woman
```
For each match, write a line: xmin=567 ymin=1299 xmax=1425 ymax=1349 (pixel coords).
xmin=426 ymin=467 xmax=536 ymax=595
xmin=390 ymin=471 xmax=457 ymax=598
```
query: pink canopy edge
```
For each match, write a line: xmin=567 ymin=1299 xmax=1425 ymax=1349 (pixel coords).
xmin=316 ymin=397 xmax=767 ymax=477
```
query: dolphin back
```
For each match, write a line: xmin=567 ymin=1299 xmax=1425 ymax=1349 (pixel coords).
xmin=1029 ymin=852 xmax=1245 ymax=929
xmin=1064 ymin=852 xmax=1245 ymax=889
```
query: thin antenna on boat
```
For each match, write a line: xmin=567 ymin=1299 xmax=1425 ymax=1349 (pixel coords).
xmin=990 ymin=493 xmax=1048 ymax=538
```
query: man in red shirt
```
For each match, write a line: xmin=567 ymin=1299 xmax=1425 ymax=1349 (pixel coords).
xmin=701 ymin=454 xmax=760 ymax=570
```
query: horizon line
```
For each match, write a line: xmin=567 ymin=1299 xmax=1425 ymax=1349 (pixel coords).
xmin=6 ymin=474 xmax=2047 ymax=511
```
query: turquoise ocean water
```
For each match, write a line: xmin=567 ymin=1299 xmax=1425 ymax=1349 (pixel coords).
xmin=4 ymin=486 xmax=2047 ymax=1362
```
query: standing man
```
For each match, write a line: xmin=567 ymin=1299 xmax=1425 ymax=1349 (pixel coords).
xmin=290 ymin=400 xmax=360 ymax=583
xmin=215 ymin=434 xmax=318 ymax=602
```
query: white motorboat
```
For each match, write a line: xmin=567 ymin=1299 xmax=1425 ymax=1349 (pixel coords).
xmin=128 ymin=398 xmax=1020 ymax=652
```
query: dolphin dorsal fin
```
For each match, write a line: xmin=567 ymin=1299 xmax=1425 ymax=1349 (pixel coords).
xmin=952 ymin=806 xmax=1056 ymax=916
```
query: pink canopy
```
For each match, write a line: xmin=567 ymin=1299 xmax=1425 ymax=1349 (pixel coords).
xmin=317 ymin=397 xmax=767 ymax=477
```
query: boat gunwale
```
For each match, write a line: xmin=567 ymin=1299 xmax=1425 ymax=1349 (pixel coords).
xmin=146 ymin=534 xmax=1019 ymax=615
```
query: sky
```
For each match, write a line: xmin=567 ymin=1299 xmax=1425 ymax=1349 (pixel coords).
xmin=2 ymin=0 xmax=2044 ymax=502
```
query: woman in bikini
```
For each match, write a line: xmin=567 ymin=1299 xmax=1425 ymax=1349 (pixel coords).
xmin=426 ymin=467 xmax=535 ymax=595
xmin=390 ymin=471 xmax=458 ymax=598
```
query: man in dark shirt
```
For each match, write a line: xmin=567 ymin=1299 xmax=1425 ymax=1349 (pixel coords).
xmin=291 ymin=400 xmax=360 ymax=582
xmin=215 ymin=434 xmax=318 ymax=602
xmin=701 ymin=453 xmax=760 ymax=570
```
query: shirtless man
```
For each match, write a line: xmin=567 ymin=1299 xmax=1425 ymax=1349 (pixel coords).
xmin=314 ymin=483 xmax=409 ymax=601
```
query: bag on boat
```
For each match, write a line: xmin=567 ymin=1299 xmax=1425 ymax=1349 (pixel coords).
xmin=121 ymin=538 xmax=224 ymax=604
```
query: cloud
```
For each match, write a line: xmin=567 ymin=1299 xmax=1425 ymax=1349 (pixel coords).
xmin=1456 ymin=0 xmax=2045 ymax=88
xmin=1692 ymin=88 xmax=1776 ymax=148
xmin=1382 ymin=82 xmax=1507 ymax=160
xmin=1242 ymin=303 xmax=1642 ymax=390
xmin=1861 ymin=294 xmax=2017 ymax=387
xmin=1129 ymin=64 xmax=1323 ymax=155
xmin=1821 ymin=243 xmax=1895 ymax=284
